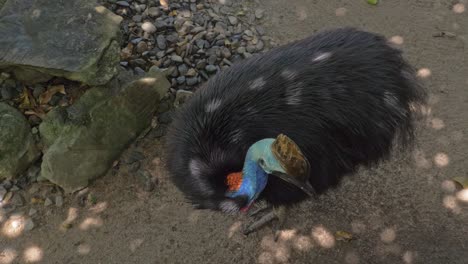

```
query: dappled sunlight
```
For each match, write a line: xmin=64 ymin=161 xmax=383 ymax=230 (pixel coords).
xmin=416 ymin=68 xmax=431 ymax=78
xmin=403 ymin=250 xmax=418 ymax=263
xmin=433 ymin=152 xmax=449 ymax=168
xmin=453 ymin=3 xmax=465 ymax=13
xmin=79 ymin=217 xmax=103 ymax=231
xmin=311 ymin=225 xmax=335 ymax=249
xmin=430 ymin=118 xmax=445 ymax=130
xmin=455 ymin=189 xmax=468 ymax=203
xmin=23 ymin=246 xmax=43 ymax=263
xmin=443 ymin=195 xmax=461 ymax=214
xmin=389 ymin=35 xmax=404 ymax=45
xmin=77 ymin=243 xmax=91 ymax=255
xmin=0 ymin=248 xmax=17 ymax=264
xmin=1 ymin=214 xmax=33 ymax=239
xmin=292 ymin=235 xmax=312 ymax=251
xmin=88 ymin=201 xmax=108 ymax=214
xmin=441 ymin=180 xmax=458 ymax=193
xmin=335 ymin=7 xmax=347 ymax=17
xmin=378 ymin=243 xmax=402 ymax=256
xmin=380 ymin=227 xmax=396 ymax=243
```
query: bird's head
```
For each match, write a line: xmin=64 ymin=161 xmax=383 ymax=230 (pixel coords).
xmin=225 ymin=136 xmax=316 ymax=212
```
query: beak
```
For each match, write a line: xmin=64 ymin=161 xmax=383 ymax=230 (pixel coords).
xmin=270 ymin=170 xmax=317 ymax=197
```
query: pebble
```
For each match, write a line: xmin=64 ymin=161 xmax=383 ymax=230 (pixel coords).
xmin=176 ymin=76 xmax=186 ymax=84
xmin=55 ymin=195 xmax=64 ymax=207
xmin=255 ymin=9 xmax=265 ymax=19
xmin=228 ymin=16 xmax=238 ymax=25
xmin=205 ymin=65 xmax=217 ymax=73
xmin=2 ymin=180 xmax=13 ymax=190
xmin=116 ymin=1 xmax=130 ymax=7
xmin=24 ymin=218 xmax=35 ymax=231
xmin=44 ymin=197 xmax=53 ymax=206
xmin=132 ymin=15 xmax=143 ymax=23
xmin=147 ymin=7 xmax=161 ymax=17
xmin=141 ymin=22 xmax=157 ymax=33
xmin=136 ymin=41 xmax=148 ymax=53
xmin=134 ymin=67 xmax=146 ymax=76
xmin=10 ymin=193 xmax=24 ymax=207
xmin=171 ymin=55 xmax=183 ymax=63
xmin=186 ymin=68 xmax=197 ymax=77
xmin=156 ymin=35 xmax=167 ymax=50
xmin=236 ymin=46 xmax=246 ymax=54
xmin=174 ymin=90 xmax=194 ymax=107
xmin=29 ymin=208 xmax=37 ymax=216
xmin=186 ymin=77 xmax=198 ymax=86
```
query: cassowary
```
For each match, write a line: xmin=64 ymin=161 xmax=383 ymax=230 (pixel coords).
xmin=165 ymin=27 xmax=427 ymax=237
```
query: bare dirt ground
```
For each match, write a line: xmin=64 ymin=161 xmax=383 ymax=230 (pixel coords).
xmin=2 ymin=0 xmax=468 ymax=263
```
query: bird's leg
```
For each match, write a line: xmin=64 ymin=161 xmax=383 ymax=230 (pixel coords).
xmin=243 ymin=204 xmax=289 ymax=241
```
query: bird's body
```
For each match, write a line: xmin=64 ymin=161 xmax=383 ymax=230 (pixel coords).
xmin=165 ymin=28 xmax=426 ymax=218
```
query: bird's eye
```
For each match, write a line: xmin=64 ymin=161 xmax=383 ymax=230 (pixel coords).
xmin=258 ymin=158 xmax=265 ymax=166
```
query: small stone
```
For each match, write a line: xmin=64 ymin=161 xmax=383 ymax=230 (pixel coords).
xmin=178 ymin=64 xmax=189 ymax=76
xmin=186 ymin=68 xmax=197 ymax=77
xmin=246 ymin=45 xmax=256 ymax=53
xmin=147 ymin=7 xmax=161 ymax=17
xmin=32 ymin=84 xmax=45 ymax=98
xmin=221 ymin=47 xmax=231 ymax=58
xmin=186 ymin=77 xmax=198 ymax=86
xmin=2 ymin=180 xmax=13 ymax=190
xmin=120 ymin=61 xmax=129 ymax=67
xmin=205 ymin=65 xmax=217 ymax=73
xmin=29 ymin=208 xmax=37 ymax=216
xmin=116 ymin=1 xmax=130 ymax=7
xmin=133 ymin=67 xmax=145 ymax=76
xmin=256 ymin=40 xmax=265 ymax=51
xmin=237 ymin=46 xmax=246 ymax=54
xmin=10 ymin=193 xmax=24 ymax=207
xmin=132 ymin=15 xmax=143 ymax=23
xmin=141 ymin=22 xmax=157 ymax=33
xmin=171 ymin=55 xmax=183 ymax=63
xmin=24 ymin=218 xmax=35 ymax=231
xmin=156 ymin=35 xmax=167 ymax=50
xmin=136 ymin=41 xmax=148 ymax=53
xmin=207 ymin=55 xmax=217 ymax=65
xmin=255 ymin=9 xmax=265 ymax=19
xmin=228 ymin=16 xmax=238 ymax=25
xmin=196 ymin=60 xmax=206 ymax=69
xmin=174 ymin=90 xmax=194 ymax=107
xmin=244 ymin=30 xmax=254 ymax=37
xmin=44 ymin=197 xmax=53 ymax=206
xmin=55 ymin=195 xmax=63 ymax=207
xmin=176 ymin=76 xmax=186 ymax=84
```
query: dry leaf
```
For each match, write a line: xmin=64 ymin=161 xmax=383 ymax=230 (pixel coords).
xmin=31 ymin=197 xmax=45 ymax=204
xmin=335 ymin=231 xmax=354 ymax=241
xmin=17 ymin=88 xmax=36 ymax=109
xmin=452 ymin=177 xmax=468 ymax=189
xmin=39 ymin=85 xmax=66 ymax=105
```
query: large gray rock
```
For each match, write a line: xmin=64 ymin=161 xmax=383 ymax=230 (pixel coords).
xmin=39 ymin=70 xmax=170 ymax=192
xmin=0 ymin=103 xmax=40 ymax=179
xmin=0 ymin=0 xmax=122 ymax=85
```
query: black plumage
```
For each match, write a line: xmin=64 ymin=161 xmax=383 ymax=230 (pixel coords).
xmin=165 ymin=27 xmax=427 ymax=214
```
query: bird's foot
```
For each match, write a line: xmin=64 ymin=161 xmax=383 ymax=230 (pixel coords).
xmin=243 ymin=204 xmax=288 ymax=241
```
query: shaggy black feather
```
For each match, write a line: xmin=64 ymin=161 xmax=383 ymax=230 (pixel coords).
xmin=165 ymin=27 xmax=427 ymax=213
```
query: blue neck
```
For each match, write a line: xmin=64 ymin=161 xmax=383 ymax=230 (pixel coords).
xmin=227 ymin=139 xmax=275 ymax=204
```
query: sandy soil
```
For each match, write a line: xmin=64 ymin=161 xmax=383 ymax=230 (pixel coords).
xmin=2 ymin=0 xmax=468 ymax=263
